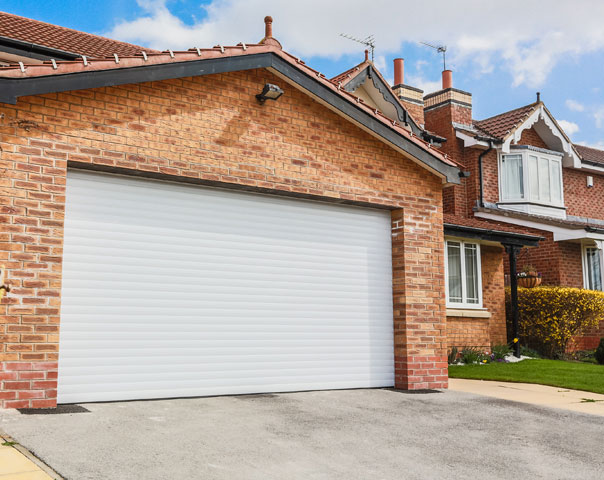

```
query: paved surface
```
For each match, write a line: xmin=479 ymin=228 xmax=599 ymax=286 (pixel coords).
xmin=450 ymin=378 xmax=604 ymax=416
xmin=0 ymin=436 xmax=54 ymax=479
xmin=1 ymin=388 xmax=604 ymax=480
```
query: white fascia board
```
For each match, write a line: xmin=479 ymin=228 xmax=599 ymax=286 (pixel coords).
xmin=502 ymin=105 xmax=582 ymax=168
xmin=455 ymin=129 xmax=490 ymax=148
xmin=473 ymin=210 xmax=604 ymax=242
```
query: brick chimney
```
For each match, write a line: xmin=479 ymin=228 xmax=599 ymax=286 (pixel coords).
xmin=423 ymin=69 xmax=472 ymax=134
xmin=391 ymin=58 xmax=425 ymax=126
xmin=424 ymin=70 xmax=473 ymax=218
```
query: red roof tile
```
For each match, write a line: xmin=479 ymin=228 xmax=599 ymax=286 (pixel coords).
xmin=330 ymin=60 xmax=369 ymax=85
xmin=473 ymin=103 xmax=538 ymax=140
xmin=575 ymin=144 xmax=604 ymax=166
xmin=0 ymin=11 xmax=158 ymax=58
xmin=443 ymin=214 xmax=541 ymax=236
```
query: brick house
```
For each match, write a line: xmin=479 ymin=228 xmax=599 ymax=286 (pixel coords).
xmin=418 ymin=66 xmax=604 ymax=350
xmin=0 ymin=12 xmax=481 ymax=408
xmin=330 ymin=56 xmax=542 ymax=353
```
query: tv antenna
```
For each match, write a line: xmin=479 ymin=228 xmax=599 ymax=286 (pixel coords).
xmin=420 ymin=41 xmax=447 ymax=70
xmin=340 ymin=33 xmax=375 ymax=62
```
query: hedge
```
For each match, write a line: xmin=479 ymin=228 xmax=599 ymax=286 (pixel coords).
xmin=505 ymin=286 xmax=604 ymax=358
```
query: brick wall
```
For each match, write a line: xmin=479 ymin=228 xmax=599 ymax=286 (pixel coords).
xmin=446 ymin=245 xmax=506 ymax=350
xmin=519 ymin=127 xmax=548 ymax=149
xmin=564 ymin=168 xmax=604 ymax=220
xmin=0 ymin=67 xmax=448 ymax=407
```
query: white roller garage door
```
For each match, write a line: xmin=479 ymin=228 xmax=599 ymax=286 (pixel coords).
xmin=58 ymin=171 xmax=394 ymax=403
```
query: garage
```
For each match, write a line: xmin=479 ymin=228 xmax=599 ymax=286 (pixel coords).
xmin=57 ymin=171 xmax=395 ymax=403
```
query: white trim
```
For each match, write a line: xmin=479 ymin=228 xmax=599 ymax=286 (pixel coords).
xmin=582 ymin=242 xmax=604 ymax=291
xmin=501 ymin=104 xmax=581 ymax=168
xmin=474 ymin=210 xmax=604 ymax=242
xmin=444 ymin=239 xmax=483 ymax=309
xmin=455 ymin=129 xmax=490 ymax=148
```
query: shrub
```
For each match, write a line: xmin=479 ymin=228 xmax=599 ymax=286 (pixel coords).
xmin=596 ymin=339 xmax=604 ymax=365
xmin=448 ymin=346 xmax=459 ymax=365
xmin=506 ymin=286 xmax=604 ymax=359
xmin=460 ymin=346 xmax=482 ymax=365
xmin=492 ymin=343 xmax=512 ymax=361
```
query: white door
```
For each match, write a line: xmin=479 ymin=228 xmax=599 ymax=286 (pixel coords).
xmin=58 ymin=171 xmax=394 ymax=403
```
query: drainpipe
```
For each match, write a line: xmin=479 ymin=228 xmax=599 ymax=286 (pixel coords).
xmin=504 ymin=244 xmax=521 ymax=358
xmin=478 ymin=141 xmax=493 ymax=208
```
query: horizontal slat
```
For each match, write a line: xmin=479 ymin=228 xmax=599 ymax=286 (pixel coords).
xmin=58 ymin=171 xmax=394 ymax=403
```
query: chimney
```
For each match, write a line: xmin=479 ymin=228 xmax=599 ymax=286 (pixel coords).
xmin=424 ymin=69 xmax=472 ymax=133
xmin=442 ymin=69 xmax=452 ymax=89
xmin=391 ymin=58 xmax=425 ymax=126
xmin=394 ymin=58 xmax=404 ymax=86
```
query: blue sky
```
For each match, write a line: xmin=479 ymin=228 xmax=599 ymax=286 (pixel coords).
xmin=4 ymin=0 xmax=604 ymax=148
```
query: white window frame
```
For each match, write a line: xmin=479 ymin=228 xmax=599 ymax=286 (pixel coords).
xmin=499 ymin=149 xmax=565 ymax=208
xmin=444 ymin=239 xmax=483 ymax=309
xmin=582 ymin=243 xmax=604 ymax=291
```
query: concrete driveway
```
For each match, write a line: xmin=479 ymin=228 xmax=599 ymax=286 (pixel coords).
xmin=1 ymin=389 xmax=603 ymax=480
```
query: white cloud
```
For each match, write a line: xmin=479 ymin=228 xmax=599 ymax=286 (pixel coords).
xmin=106 ymin=0 xmax=604 ymax=88
xmin=595 ymin=107 xmax=604 ymax=129
xmin=566 ymin=99 xmax=585 ymax=112
xmin=576 ymin=140 xmax=604 ymax=150
xmin=558 ymin=120 xmax=580 ymax=137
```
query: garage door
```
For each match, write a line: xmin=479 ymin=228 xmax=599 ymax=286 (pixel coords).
xmin=58 ymin=171 xmax=394 ymax=403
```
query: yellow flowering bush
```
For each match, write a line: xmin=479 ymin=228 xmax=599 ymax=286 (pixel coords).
xmin=505 ymin=286 xmax=604 ymax=358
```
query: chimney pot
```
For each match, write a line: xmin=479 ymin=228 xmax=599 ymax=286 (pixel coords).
xmin=394 ymin=58 xmax=404 ymax=86
xmin=264 ymin=16 xmax=273 ymax=38
xmin=442 ymin=70 xmax=452 ymax=89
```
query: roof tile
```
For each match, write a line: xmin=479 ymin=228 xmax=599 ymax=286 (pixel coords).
xmin=473 ymin=103 xmax=538 ymax=140
xmin=0 ymin=11 xmax=158 ymax=58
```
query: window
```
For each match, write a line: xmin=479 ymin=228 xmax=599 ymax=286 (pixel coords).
xmin=446 ymin=240 xmax=482 ymax=308
xmin=583 ymin=246 xmax=602 ymax=291
xmin=500 ymin=149 xmax=564 ymax=206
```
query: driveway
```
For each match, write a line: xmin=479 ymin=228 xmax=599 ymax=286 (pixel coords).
xmin=1 ymin=389 xmax=603 ymax=480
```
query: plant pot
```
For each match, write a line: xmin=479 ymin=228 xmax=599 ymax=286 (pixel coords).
xmin=517 ymin=275 xmax=542 ymax=288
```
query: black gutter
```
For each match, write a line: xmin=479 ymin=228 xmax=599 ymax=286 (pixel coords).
xmin=0 ymin=52 xmax=461 ymax=184
xmin=0 ymin=35 xmax=79 ymax=61
xmin=477 ymin=141 xmax=493 ymax=208
xmin=443 ymin=223 xmax=543 ymax=247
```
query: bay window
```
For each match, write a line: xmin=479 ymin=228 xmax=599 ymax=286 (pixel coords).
xmin=499 ymin=148 xmax=564 ymax=213
xmin=446 ymin=240 xmax=482 ymax=308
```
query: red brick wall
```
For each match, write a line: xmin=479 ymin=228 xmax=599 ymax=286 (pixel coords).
xmin=0 ymin=68 xmax=448 ymax=407
xmin=519 ymin=127 xmax=548 ymax=149
xmin=564 ymin=168 xmax=604 ymax=221
xmin=446 ymin=245 xmax=506 ymax=350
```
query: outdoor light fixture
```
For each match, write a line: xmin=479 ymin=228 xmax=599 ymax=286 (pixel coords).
xmin=256 ymin=83 xmax=283 ymax=103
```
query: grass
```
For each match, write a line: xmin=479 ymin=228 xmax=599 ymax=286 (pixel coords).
xmin=449 ymin=359 xmax=604 ymax=395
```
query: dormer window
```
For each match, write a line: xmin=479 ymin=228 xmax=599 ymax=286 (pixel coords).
xmin=498 ymin=146 xmax=565 ymax=218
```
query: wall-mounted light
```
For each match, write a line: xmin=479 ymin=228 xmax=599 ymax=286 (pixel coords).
xmin=587 ymin=176 xmax=594 ymax=188
xmin=256 ymin=83 xmax=283 ymax=103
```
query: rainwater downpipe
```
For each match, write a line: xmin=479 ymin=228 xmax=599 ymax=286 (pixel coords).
xmin=478 ymin=141 xmax=493 ymax=208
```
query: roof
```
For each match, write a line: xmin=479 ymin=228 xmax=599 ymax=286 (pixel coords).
xmin=0 ymin=10 xmax=157 ymax=58
xmin=330 ymin=59 xmax=369 ymax=86
xmin=444 ymin=214 xmax=543 ymax=246
xmin=475 ymin=206 xmax=604 ymax=234
xmin=0 ymin=17 xmax=461 ymax=184
xmin=575 ymin=144 xmax=604 ymax=166
xmin=330 ymin=58 xmax=425 ymax=136
xmin=473 ymin=103 xmax=538 ymax=140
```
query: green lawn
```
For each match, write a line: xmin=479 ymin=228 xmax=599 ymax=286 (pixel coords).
xmin=449 ymin=359 xmax=604 ymax=395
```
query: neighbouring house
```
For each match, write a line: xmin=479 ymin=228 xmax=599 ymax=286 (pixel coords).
xmin=0 ymin=12 xmax=471 ymax=409
xmin=421 ymin=67 xmax=604 ymax=350
xmin=331 ymin=56 xmax=543 ymax=352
